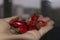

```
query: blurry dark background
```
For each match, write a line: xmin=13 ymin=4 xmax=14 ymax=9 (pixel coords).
xmin=0 ymin=0 xmax=60 ymax=40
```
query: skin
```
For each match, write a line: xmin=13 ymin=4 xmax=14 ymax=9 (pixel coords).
xmin=0 ymin=15 xmax=54 ymax=40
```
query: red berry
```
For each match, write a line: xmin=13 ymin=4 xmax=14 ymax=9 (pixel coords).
xmin=33 ymin=25 xmax=39 ymax=30
xmin=28 ymin=24 xmax=39 ymax=30
xmin=29 ymin=15 xmax=39 ymax=30
xmin=30 ymin=15 xmax=39 ymax=26
xmin=31 ymin=15 xmax=39 ymax=21
xmin=29 ymin=21 xmax=37 ymax=30
xmin=10 ymin=20 xmax=27 ymax=28
xmin=39 ymin=21 xmax=46 ymax=27
xmin=18 ymin=27 xmax=28 ymax=34
xmin=29 ymin=21 xmax=34 ymax=25
xmin=28 ymin=25 xmax=33 ymax=30
xmin=21 ymin=20 xmax=27 ymax=24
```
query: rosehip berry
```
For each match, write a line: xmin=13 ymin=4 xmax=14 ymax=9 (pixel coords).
xmin=10 ymin=20 xmax=27 ymax=28
xmin=18 ymin=27 xmax=28 ymax=34
xmin=21 ymin=20 xmax=26 ymax=24
xmin=31 ymin=11 xmax=40 ymax=21
xmin=33 ymin=25 xmax=39 ymax=30
xmin=31 ymin=15 xmax=39 ymax=21
xmin=28 ymin=24 xmax=39 ymax=30
xmin=30 ymin=14 xmax=39 ymax=26
xmin=29 ymin=21 xmax=34 ymax=25
xmin=39 ymin=21 xmax=46 ymax=27
xmin=29 ymin=21 xmax=37 ymax=30
xmin=28 ymin=25 xmax=33 ymax=30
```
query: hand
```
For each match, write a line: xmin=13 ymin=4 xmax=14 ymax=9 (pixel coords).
xmin=0 ymin=15 xmax=54 ymax=40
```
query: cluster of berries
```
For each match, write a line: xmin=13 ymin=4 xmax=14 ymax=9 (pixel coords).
xmin=10 ymin=13 xmax=46 ymax=34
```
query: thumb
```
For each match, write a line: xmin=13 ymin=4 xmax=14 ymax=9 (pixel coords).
xmin=3 ymin=16 xmax=19 ymax=23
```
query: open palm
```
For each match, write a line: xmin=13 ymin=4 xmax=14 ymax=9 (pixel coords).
xmin=0 ymin=15 xmax=54 ymax=40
